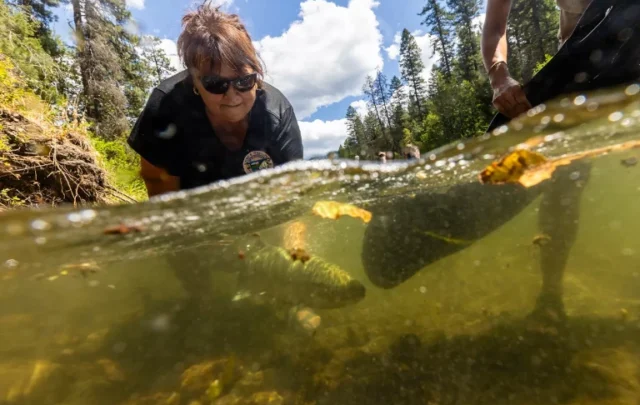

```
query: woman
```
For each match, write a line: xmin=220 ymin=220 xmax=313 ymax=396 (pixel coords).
xmin=128 ymin=3 xmax=303 ymax=196
xmin=127 ymin=4 xmax=304 ymax=309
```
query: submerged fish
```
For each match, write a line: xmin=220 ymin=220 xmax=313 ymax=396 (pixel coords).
xmin=223 ymin=235 xmax=366 ymax=310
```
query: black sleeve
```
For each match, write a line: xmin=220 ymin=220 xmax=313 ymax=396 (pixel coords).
xmin=127 ymin=89 xmax=181 ymax=175
xmin=273 ymin=106 xmax=304 ymax=162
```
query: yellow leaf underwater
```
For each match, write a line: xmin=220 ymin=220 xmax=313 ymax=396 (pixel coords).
xmin=478 ymin=149 xmax=548 ymax=185
xmin=479 ymin=140 xmax=640 ymax=188
xmin=312 ymin=201 xmax=372 ymax=223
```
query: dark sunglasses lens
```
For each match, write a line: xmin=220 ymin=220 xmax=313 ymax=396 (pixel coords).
xmin=234 ymin=74 xmax=257 ymax=91
xmin=202 ymin=77 xmax=229 ymax=94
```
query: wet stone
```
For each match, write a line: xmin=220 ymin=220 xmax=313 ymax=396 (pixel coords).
xmin=231 ymin=371 xmax=265 ymax=396
xmin=248 ymin=391 xmax=284 ymax=405
xmin=180 ymin=359 xmax=233 ymax=394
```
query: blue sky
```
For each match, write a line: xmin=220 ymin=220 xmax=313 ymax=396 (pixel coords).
xmin=51 ymin=0 xmax=485 ymax=157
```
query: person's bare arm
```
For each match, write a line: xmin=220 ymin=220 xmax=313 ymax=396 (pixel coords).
xmin=139 ymin=158 xmax=179 ymax=197
xmin=482 ymin=0 xmax=511 ymax=73
xmin=482 ymin=0 xmax=531 ymax=118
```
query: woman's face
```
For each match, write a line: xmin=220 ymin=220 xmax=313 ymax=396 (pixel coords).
xmin=193 ymin=64 xmax=258 ymax=124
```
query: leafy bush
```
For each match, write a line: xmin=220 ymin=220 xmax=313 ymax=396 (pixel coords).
xmin=0 ymin=2 xmax=64 ymax=104
xmin=533 ymin=54 xmax=554 ymax=76
xmin=89 ymin=135 xmax=147 ymax=201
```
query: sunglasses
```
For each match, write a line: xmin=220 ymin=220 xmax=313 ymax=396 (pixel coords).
xmin=199 ymin=73 xmax=258 ymax=95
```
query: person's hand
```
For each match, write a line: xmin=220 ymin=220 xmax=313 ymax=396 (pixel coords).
xmin=489 ymin=64 xmax=532 ymax=118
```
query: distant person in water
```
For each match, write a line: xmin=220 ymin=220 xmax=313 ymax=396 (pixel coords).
xmin=128 ymin=4 xmax=303 ymax=195
xmin=127 ymin=3 xmax=303 ymax=304
xmin=402 ymin=144 xmax=420 ymax=160
xmin=361 ymin=0 xmax=640 ymax=329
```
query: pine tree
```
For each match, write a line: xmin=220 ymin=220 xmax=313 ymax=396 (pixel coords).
xmin=419 ymin=0 xmax=455 ymax=78
xmin=0 ymin=0 xmax=64 ymax=102
xmin=390 ymin=76 xmax=406 ymax=108
xmin=140 ymin=35 xmax=175 ymax=86
xmin=389 ymin=76 xmax=408 ymax=153
xmin=71 ymin=0 xmax=155 ymax=137
xmin=362 ymin=75 xmax=387 ymax=140
xmin=508 ymin=0 xmax=559 ymax=81
xmin=10 ymin=0 xmax=67 ymax=56
xmin=344 ymin=105 xmax=367 ymax=158
xmin=72 ymin=0 xmax=124 ymax=137
xmin=363 ymin=110 xmax=383 ymax=156
xmin=399 ymin=29 xmax=427 ymax=119
xmin=447 ymin=0 xmax=482 ymax=81
xmin=373 ymin=70 xmax=392 ymax=128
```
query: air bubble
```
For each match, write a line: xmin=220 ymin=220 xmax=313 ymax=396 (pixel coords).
xmin=157 ymin=123 xmax=177 ymax=139
xmin=574 ymin=95 xmax=586 ymax=106
xmin=67 ymin=212 xmax=83 ymax=223
xmin=456 ymin=143 xmax=465 ymax=151
xmin=30 ymin=219 xmax=50 ymax=231
xmin=609 ymin=112 xmax=623 ymax=122
xmin=626 ymin=84 xmax=640 ymax=96
xmin=34 ymin=237 xmax=47 ymax=245
xmin=4 ymin=259 xmax=18 ymax=268
xmin=150 ymin=314 xmax=171 ymax=332
xmin=80 ymin=209 xmax=97 ymax=221
xmin=553 ymin=114 xmax=565 ymax=123
xmin=622 ymin=248 xmax=635 ymax=257
xmin=541 ymin=116 xmax=551 ymax=125
xmin=618 ymin=28 xmax=633 ymax=41
xmin=574 ymin=72 xmax=589 ymax=83
xmin=419 ymin=286 xmax=427 ymax=294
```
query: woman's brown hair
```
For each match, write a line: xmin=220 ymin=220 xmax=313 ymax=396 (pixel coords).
xmin=177 ymin=1 xmax=264 ymax=81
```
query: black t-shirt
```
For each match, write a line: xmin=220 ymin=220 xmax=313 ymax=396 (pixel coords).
xmin=127 ymin=70 xmax=303 ymax=190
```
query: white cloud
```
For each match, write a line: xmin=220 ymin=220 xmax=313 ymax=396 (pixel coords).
xmin=158 ymin=39 xmax=185 ymax=73
xmin=299 ymin=119 xmax=349 ymax=157
xmin=254 ymin=0 xmax=384 ymax=119
xmin=126 ymin=0 xmax=145 ymax=10
xmin=473 ymin=13 xmax=486 ymax=34
xmin=211 ymin=0 xmax=234 ymax=7
xmin=386 ymin=41 xmax=400 ymax=60
xmin=350 ymin=99 xmax=368 ymax=119
xmin=385 ymin=30 xmax=439 ymax=81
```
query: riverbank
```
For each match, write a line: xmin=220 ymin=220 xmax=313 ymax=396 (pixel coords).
xmin=0 ymin=55 xmax=145 ymax=211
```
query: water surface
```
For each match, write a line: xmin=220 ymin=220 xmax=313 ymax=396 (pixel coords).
xmin=1 ymin=83 xmax=640 ymax=405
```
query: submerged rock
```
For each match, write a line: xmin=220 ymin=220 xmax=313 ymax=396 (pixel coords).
xmin=213 ymin=393 xmax=244 ymax=405
xmin=247 ymin=391 xmax=284 ymax=405
xmin=120 ymin=391 xmax=180 ymax=405
xmin=96 ymin=358 xmax=125 ymax=382
xmin=231 ymin=370 xmax=266 ymax=396
xmin=180 ymin=359 xmax=235 ymax=395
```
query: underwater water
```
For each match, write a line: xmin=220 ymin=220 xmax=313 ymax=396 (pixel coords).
xmin=1 ymin=83 xmax=640 ymax=405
